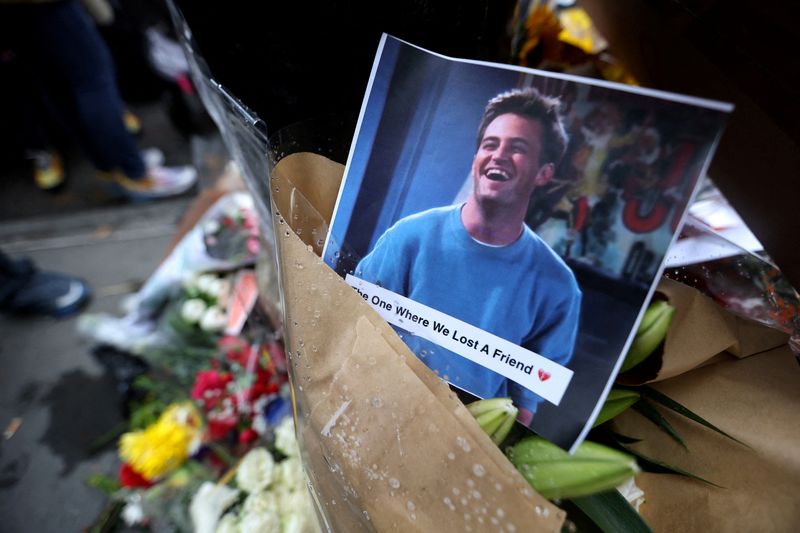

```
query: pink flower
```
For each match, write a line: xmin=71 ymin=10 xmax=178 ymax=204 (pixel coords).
xmin=246 ymin=237 xmax=260 ymax=255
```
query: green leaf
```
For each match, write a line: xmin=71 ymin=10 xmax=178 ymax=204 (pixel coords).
xmin=593 ymin=389 xmax=641 ymax=427
xmin=608 ymin=432 xmax=642 ymax=445
xmin=638 ymin=386 xmax=750 ymax=447
xmin=568 ymin=490 xmax=653 ymax=533
xmin=632 ymin=399 xmax=687 ymax=449
xmin=87 ymin=500 xmax=124 ymax=533
xmin=617 ymin=442 xmax=723 ymax=488
xmin=86 ymin=473 xmax=121 ymax=495
xmin=86 ymin=421 xmax=129 ymax=455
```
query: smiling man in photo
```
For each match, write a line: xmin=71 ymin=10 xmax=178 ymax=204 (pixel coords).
xmin=355 ymin=87 xmax=582 ymax=424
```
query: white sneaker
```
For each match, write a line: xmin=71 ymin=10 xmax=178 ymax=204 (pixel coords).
xmin=101 ymin=164 xmax=198 ymax=201
xmin=141 ymin=147 xmax=165 ymax=169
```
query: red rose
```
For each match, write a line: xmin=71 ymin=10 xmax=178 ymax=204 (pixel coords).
xmin=238 ymin=428 xmax=258 ymax=445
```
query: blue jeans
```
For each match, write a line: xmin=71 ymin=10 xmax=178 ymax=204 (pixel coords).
xmin=1 ymin=0 xmax=145 ymax=178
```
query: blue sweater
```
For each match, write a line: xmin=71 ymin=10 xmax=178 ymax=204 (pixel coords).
xmin=355 ymin=204 xmax=582 ymax=413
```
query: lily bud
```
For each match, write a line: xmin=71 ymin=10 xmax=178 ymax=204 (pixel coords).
xmin=466 ymin=397 xmax=518 ymax=445
xmin=593 ymin=389 xmax=641 ymax=427
xmin=508 ymin=437 xmax=639 ymax=500
xmin=621 ymin=300 xmax=675 ymax=372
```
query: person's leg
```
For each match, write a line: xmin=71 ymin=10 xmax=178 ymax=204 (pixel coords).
xmin=13 ymin=0 xmax=196 ymax=200
xmin=0 ymin=249 xmax=90 ymax=318
xmin=27 ymin=0 xmax=146 ymax=178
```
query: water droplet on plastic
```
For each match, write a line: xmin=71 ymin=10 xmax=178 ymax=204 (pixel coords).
xmin=407 ymin=500 xmax=415 ymax=512
xmin=447 ymin=452 xmax=455 ymax=460
xmin=472 ymin=464 xmax=485 ymax=477
xmin=388 ymin=478 xmax=400 ymax=489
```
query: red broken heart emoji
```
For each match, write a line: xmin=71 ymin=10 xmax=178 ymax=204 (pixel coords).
xmin=537 ymin=369 xmax=551 ymax=382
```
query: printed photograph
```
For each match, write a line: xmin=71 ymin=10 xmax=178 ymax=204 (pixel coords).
xmin=324 ymin=35 xmax=730 ymax=449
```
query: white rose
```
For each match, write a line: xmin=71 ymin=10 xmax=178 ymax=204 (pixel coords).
xmin=190 ymin=481 xmax=240 ymax=533
xmin=275 ymin=457 xmax=305 ymax=493
xmin=200 ymin=305 xmax=228 ymax=332
xmin=236 ymin=448 xmax=275 ymax=493
xmin=207 ymin=278 xmax=231 ymax=302
xmin=196 ymin=273 xmax=218 ymax=295
xmin=274 ymin=416 xmax=300 ymax=458
xmin=181 ymin=298 xmax=207 ymax=324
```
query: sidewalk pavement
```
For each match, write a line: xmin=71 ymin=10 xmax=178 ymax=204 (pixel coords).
xmin=0 ymin=198 xmax=193 ymax=531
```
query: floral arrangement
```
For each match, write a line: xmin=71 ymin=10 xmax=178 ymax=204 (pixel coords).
xmin=83 ymin=201 xmax=308 ymax=532
xmin=190 ymin=417 xmax=319 ymax=533
xmin=203 ymin=203 xmax=261 ymax=263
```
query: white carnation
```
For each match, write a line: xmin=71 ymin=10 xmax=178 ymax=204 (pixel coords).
xmin=236 ymin=448 xmax=275 ymax=493
xmin=274 ymin=416 xmax=300 ymax=458
xmin=181 ymin=298 xmax=207 ymax=324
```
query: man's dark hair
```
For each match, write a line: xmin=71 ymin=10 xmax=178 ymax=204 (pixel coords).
xmin=476 ymin=87 xmax=568 ymax=166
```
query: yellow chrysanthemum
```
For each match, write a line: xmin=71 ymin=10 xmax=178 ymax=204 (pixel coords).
xmin=119 ymin=403 xmax=202 ymax=480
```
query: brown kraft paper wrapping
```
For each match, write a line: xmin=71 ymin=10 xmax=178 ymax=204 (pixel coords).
xmin=267 ymin=153 xmax=564 ymax=532
xmin=613 ymin=344 xmax=800 ymax=531
xmin=622 ymin=277 xmax=789 ymax=384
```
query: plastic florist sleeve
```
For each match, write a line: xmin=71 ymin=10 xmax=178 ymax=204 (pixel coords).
xmin=264 ymin=146 xmax=565 ymax=531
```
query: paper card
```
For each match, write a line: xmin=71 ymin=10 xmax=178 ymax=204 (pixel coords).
xmin=323 ymin=34 xmax=731 ymax=451
xmin=225 ymin=269 xmax=258 ymax=336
